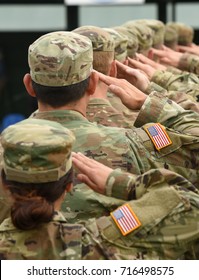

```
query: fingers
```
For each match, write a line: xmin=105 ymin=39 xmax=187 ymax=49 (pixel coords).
xmin=97 ymin=71 xmax=124 ymax=87
xmin=72 ymin=152 xmax=97 ymax=169
xmin=149 ymin=48 xmax=166 ymax=59
xmin=109 ymin=84 xmax=129 ymax=99
xmin=76 ymin=174 xmax=97 ymax=189
xmin=128 ymin=57 xmax=146 ymax=70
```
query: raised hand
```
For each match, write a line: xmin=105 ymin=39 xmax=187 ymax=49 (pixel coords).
xmin=96 ymin=70 xmax=147 ymax=110
xmin=116 ymin=60 xmax=150 ymax=92
xmin=72 ymin=152 xmax=113 ymax=194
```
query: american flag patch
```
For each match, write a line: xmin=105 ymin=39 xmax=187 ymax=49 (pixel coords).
xmin=111 ymin=204 xmax=141 ymax=236
xmin=144 ymin=123 xmax=172 ymax=151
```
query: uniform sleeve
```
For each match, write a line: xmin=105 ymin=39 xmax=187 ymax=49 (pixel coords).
xmin=146 ymin=81 xmax=199 ymax=108
xmin=178 ymin=52 xmax=199 ymax=75
xmin=151 ymin=69 xmax=199 ymax=92
xmin=134 ymin=91 xmax=199 ymax=136
xmin=105 ymin=168 xmax=197 ymax=200
xmin=96 ymin=181 xmax=199 ymax=260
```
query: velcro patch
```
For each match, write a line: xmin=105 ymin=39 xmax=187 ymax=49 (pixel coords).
xmin=111 ymin=204 xmax=141 ymax=236
xmin=144 ymin=123 xmax=172 ymax=151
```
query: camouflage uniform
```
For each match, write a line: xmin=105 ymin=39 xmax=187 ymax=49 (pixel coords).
xmin=146 ymin=82 xmax=199 ymax=113
xmin=86 ymin=97 xmax=137 ymax=128
xmin=103 ymin=27 xmax=128 ymax=62
xmin=164 ymin=25 xmax=178 ymax=50
xmin=164 ymin=22 xmax=199 ymax=75
xmin=72 ymin=26 xmax=138 ymax=127
xmin=178 ymin=53 xmax=199 ymax=76
xmin=124 ymin=19 xmax=165 ymax=49
xmin=150 ymin=69 xmax=199 ymax=102
xmin=121 ymin=21 xmax=153 ymax=56
xmin=166 ymin=22 xmax=194 ymax=46
xmin=27 ymin=31 xmax=199 ymax=193
xmin=112 ymin=26 xmax=138 ymax=58
xmin=0 ymin=119 xmax=198 ymax=260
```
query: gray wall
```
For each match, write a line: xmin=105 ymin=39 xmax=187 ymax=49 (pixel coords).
xmin=0 ymin=3 xmax=199 ymax=31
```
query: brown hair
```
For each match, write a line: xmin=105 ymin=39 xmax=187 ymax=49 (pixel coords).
xmin=1 ymin=168 xmax=73 ymax=230
xmin=93 ymin=51 xmax=114 ymax=75
xmin=32 ymin=77 xmax=90 ymax=108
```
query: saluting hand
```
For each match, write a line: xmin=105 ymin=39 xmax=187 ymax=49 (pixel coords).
xmin=115 ymin=60 xmax=150 ymax=92
xmin=72 ymin=152 xmax=113 ymax=194
xmin=96 ymin=70 xmax=147 ymax=110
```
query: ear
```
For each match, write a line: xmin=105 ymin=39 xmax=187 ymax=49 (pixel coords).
xmin=109 ymin=60 xmax=117 ymax=77
xmin=86 ymin=71 xmax=99 ymax=96
xmin=23 ymin=74 xmax=36 ymax=97
xmin=65 ymin=182 xmax=73 ymax=193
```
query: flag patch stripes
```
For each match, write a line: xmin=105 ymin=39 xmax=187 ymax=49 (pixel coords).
xmin=144 ymin=123 xmax=172 ymax=150
xmin=111 ymin=204 xmax=141 ymax=236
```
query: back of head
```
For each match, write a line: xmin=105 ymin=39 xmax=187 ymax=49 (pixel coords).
xmin=127 ymin=19 xmax=165 ymax=49
xmin=1 ymin=118 xmax=75 ymax=183
xmin=73 ymin=25 xmax=115 ymax=74
xmin=164 ymin=25 xmax=179 ymax=50
xmin=28 ymin=31 xmax=93 ymax=87
xmin=112 ymin=26 xmax=138 ymax=58
xmin=166 ymin=22 xmax=194 ymax=46
xmin=122 ymin=21 xmax=154 ymax=55
xmin=103 ymin=27 xmax=128 ymax=62
xmin=73 ymin=25 xmax=115 ymax=52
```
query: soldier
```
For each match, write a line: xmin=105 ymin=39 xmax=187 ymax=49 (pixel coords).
xmin=103 ymin=27 xmax=128 ymax=63
xmin=21 ymin=31 xmax=199 ymax=223
xmin=72 ymin=25 xmax=137 ymax=127
xmin=123 ymin=53 xmax=199 ymax=105
xmin=150 ymin=44 xmax=199 ymax=77
xmin=121 ymin=21 xmax=154 ymax=57
xmin=166 ymin=22 xmax=194 ymax=47
xmin=0 ymin=118 xmax=198 ymax=260
xmin=123 ymin=19 xmax=165 ymax=50
xmin=164 ymin=25 xmax=179 ymax=50
xmin=111 ymin=25 xmax=138 ymax=59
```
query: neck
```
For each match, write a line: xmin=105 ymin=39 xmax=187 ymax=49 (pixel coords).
xmin=90 ymin=81 xmax=108 ymax=100
xmin=38 ymin=97 xmax=89 ymax=118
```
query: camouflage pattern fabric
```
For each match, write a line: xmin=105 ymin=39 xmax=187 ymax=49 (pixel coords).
xmin=107 ymin=91 xmax=139 ymax=122
xmin=87 ymin=97 xmax=138 ymax=128
xmin=145 ymin=82 xmax=199 ymax=112
xmin=103 ymin=27 xmax=128 ymax=62
xmin=178 ymin=52 xmax=199 ymax=75
xmin=1 ymin=118 xmax=75 ymax=183
xmin=151 ymin=69 xmax=199 ymax=102
xmin=73 ymin=25 xmax=115 ymax=52
xmin=121 ymin=21 xmax=154 ymax=55
xmin=30 ymin=90 xmax=199 ymax=225
xmin=166 ymin=22 xmax=194 ymax=46
xmin=112 ymin=26 xmax=138 ymax=58
xmin=28 ymin=31 xmax=93 ymax=86
xmin=164 ymin=25 xmax=178 ymax=50
xmin=124 ymin=19 xmax=165 ymax=49
xmin=0 ymin=211 xmax=107 ymax=260
xmin=0 ymin=169 xmax=198 ymax=260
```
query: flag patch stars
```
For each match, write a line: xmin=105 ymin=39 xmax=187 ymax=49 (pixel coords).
xmin=144 ymin=123 xmax=172 ymax=151
xmin=111 ymin=204 xmax=141 ymax=236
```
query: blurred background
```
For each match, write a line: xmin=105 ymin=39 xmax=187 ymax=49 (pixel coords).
xmin=0 ymin=0 xmax=199 ymax=129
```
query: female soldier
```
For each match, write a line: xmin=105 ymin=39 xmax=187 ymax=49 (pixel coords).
xmin=0 ymin=118 xmax=198 ymax=260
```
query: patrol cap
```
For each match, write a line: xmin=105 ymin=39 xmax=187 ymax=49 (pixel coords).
xmin=103 ymin=27 xmax=128 ymax=62
xmin=164 ymin=25 xmax=178 ymax=50
xmin=122 ymin=21 xmax=154 ymax=54
xmin=73 ymin=25 xmax=115 ymax=52
xmin=128 ymin=19 xmax=165 ymax=49
xmin=166 ymin=22 xmax=194 ymax=46
xmin=28 ymin=31 xmax=93 ymax=87
xmin=1 ymin=118 xmax=75 ymax=183
xmin=112 ymin=26 xmax=138 ymax=58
